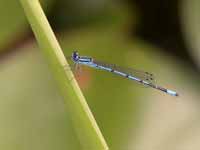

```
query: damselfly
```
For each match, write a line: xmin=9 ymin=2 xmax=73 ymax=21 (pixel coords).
xmin=68 ymin=51 xmax=178 ymax=96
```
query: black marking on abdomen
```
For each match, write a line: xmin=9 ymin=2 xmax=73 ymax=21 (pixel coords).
xmin=157 ymin=86 xmax=168 ymax=93
xmin=139 ymin=80 xmax=144 ymax=84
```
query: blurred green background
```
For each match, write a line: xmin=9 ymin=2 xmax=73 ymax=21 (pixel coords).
xmin=0 ymin=0 xmax=200 ymax=150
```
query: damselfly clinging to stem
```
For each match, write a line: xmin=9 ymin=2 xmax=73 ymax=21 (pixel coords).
xmin=68 ymin=51 xmax=178 ymax=96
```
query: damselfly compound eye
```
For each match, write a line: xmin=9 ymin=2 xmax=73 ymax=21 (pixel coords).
xmin=72 ymin=51 xmax=79 ymax=61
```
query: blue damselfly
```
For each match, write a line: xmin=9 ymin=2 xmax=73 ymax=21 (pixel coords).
xmin=68 ymin=51 xmax=178 ymax=96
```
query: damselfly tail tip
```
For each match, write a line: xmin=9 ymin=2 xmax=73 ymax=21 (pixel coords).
xmin=167 ymin=89 xmax=179 ymax=97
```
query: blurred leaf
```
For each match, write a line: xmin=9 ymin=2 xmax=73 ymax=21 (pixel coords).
xmin=49 ymin=1 xmax=134 ymax=32
xmin=181 ymin=0 xmax=200 ymax=68
xmin=0 ymin=46 xmax=81 ymax=150
xmin=0 ymin=0 xmax=54 ymax=51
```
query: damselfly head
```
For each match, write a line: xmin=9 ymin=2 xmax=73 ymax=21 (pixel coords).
xmin=72 ymin=51 xmax=79 ymax=62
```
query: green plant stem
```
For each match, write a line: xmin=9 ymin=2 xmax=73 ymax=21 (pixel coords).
xmin=19 ymin=0 xmax=109 ymax=149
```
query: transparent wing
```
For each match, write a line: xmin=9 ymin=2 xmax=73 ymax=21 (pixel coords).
xmin=93 ymin=60 xmax=155 ymax=84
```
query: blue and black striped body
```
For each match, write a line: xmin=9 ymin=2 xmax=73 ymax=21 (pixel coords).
xmin=71 ymin=51 xmax=178 ymax=96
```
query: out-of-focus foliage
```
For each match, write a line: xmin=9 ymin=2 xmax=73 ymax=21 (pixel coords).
xmin=181 ymin=0 xmax=200 ymax=68
xmin=0 ymin=0 xmax=54 ymax=51
xmin=0 ymin=46 xmax=81 ymax=150
xmin=48 ymin=1 xmax=134 ymax=32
